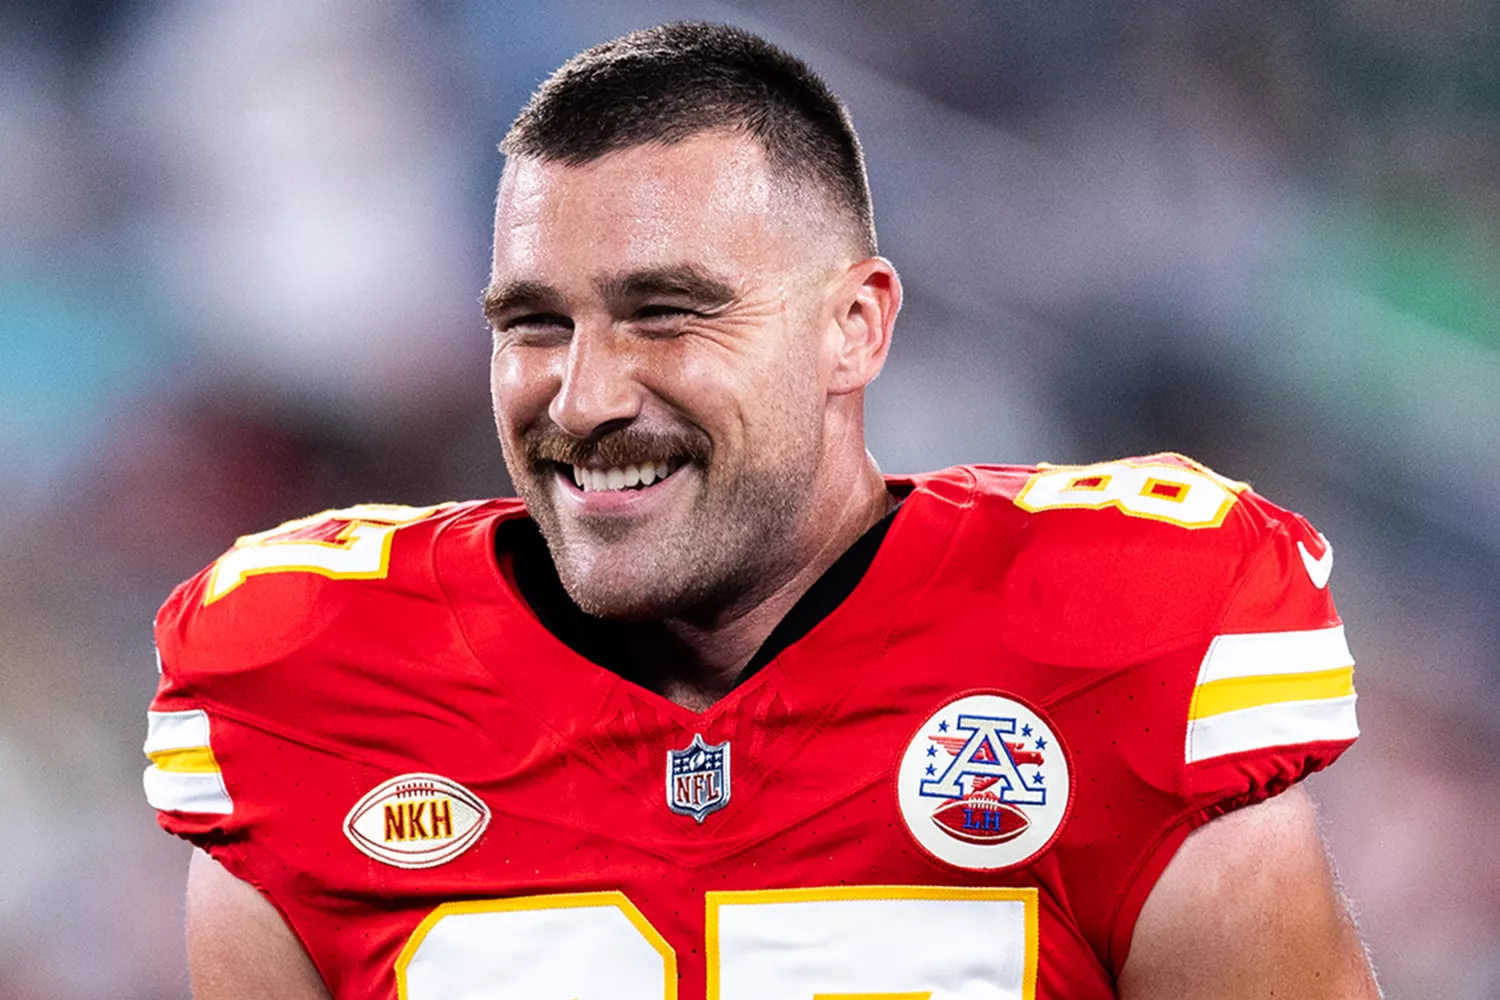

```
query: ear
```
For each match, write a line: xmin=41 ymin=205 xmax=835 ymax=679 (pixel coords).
xmin=827 ymin=256 xmax=902 ymax=395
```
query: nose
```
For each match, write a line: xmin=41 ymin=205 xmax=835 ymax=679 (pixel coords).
xmin=547 ymin=323 xmax=643 ymax=438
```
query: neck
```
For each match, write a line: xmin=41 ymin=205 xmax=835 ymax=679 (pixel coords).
xmin=644 ymin=452 xmax=893 ymax=710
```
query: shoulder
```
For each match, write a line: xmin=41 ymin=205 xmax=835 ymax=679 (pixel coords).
xmin=962 ymin=451 xmax=1286 ymax=542
xmin=1118 ymin=785 xmax=1381 ymax=999
xmin=144 ymin=499 xmax=524 ymax=838
xmin=154 ymin=499 xmax=521 ymax=680
xmin=907 ymin=454 xmax=1337 ymax=664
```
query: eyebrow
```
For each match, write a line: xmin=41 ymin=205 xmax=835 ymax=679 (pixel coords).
xmin=481 ymin=279 xmax=562 ymax=323
xmin=595 ymin=265 xmax=737 ymax=308
xmin=481 ymin=265 xmax=738 ymax=323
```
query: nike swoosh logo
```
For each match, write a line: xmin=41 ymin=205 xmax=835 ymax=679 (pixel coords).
xmin=1297 ymin=536 xmax=1333 ymax=589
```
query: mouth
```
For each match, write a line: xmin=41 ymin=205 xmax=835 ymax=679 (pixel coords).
xmin=551 ymin=457 xmax=691 ymax=494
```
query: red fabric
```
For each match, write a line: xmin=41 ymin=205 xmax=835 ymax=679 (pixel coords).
xmin=149 ymin=457 xmax=1356 ymax=998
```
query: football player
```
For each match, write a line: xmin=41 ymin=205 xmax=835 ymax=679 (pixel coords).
xmin=146 ymin=23 xmax=1381 ymax=999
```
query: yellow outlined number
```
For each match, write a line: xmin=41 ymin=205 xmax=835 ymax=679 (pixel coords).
xmin=204 ymin=503 xmax=451 ymax=604
xmin=1014 ymin=455 xmax=1247 ymax=530
xmin=396 ymin=886 xmax=1038 ymax=999
xmin=396 ymin=893 xmax=674 ymax=1000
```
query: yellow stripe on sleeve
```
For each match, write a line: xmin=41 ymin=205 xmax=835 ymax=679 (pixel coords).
xmin=1185 ymin=628 xmax=1361 ymax=761
xmin=147 ymin=745 xmax=222 ymax=774
xmin=1189 ymin=666 xmax=1355 ymax=720
xmin=142 ymin=708 xmax=234 ymax=813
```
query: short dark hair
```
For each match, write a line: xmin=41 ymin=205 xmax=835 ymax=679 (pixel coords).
xmin=502 ymin=22 xmax=876 ymax=255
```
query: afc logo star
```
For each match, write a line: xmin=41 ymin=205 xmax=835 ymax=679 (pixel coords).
xmin=666 ymin=733 xmax=731 ymax=822
xmin=897 ymin=692 xmax=1071 ymax=871
xmin=920 ymin=712 xmax=1049 ymax=842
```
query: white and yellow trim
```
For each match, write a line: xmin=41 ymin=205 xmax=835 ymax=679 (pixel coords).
xmin=706 ymin=885 xmax=1038 ymax=1000
xmin=1015 ymin=457 xmax=1244 ymax=530
xmin=205 ymin=503 xmax=451 ymax=604
xmin=143 ymin=708 xmax=233 ymax=814
xmin=395 ymin=892 xmax=676 ymax=1000
xmin=1186 ymin=626 xmax=1358 ymax=763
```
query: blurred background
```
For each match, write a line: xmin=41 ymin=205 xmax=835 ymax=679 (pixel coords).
xmin=2 ymin=0 xmax=1497 ymax=995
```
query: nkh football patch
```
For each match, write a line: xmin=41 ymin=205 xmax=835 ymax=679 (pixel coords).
xmin=344 ymin=773 xmax=489 ymax=869
xmin=666 ymin=733 xmax=730 ymax=822
xmin=897 ymin=692 xmax=1071 ymax=870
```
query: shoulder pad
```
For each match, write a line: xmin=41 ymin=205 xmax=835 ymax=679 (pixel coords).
xmin=969 ymin=455 xmax=1307 ymax=665
xmin=154 ymin=501 xmax=482 ymax=676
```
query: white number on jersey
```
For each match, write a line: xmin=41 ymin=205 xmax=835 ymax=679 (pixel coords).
xmin=1014 ymin=457 xmax=1244 ymax=529
xmin=396 ymin=886 xmax=1038 ymax=1000
xmin=205 ymin=503 xmax=451 ymax=604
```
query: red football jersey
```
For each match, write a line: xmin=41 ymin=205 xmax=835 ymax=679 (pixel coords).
xmin=144 ymin=455 xmax=1358 ymax=999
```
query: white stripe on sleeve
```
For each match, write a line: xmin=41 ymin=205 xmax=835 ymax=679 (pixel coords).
xmin=1195 ymin=625 xmax=1353 ymax=684
xmin=144 ymin=708 xmax=213 ymax=754
xmin=142 ymin=765 xmax=234 ymax=814
xmin=1186 ymin=693 xmax=1359 ymax=763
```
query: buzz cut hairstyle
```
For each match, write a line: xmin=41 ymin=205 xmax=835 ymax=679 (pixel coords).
xmin=501 ymin=22 xmax=877 ymax=256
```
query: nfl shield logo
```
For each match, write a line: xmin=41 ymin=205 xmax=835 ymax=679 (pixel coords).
xmin=666 ymin=733 xmax=731 ymax=822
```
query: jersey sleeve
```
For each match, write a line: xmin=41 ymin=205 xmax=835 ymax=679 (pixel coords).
xmin=142 ymin=570 xmax=314 ymax=856
xmin=144 ymin=670 xmax=236 ymax=841
xmin=1182 ymin=507 xmax=1356 ymax=802
xmin=144 ymin=565 xmax=363 ymax=998
xmin=141 ymin=502 xmax=467 ymax=856
xmin=142 ymin=499 xmax=483 ymax=864
xmin=1107 ymin=502 xmax=1359 ymax=967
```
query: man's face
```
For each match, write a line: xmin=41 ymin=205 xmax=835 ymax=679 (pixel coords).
xmin=488 ymin=133 xmax=843 ymax=620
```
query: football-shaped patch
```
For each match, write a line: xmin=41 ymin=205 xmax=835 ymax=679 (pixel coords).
xmin=897 ymin=692 xmax=1071 ymax=871
xmin=930 ymin=796 xmax=1030 ymax=845
xmin=344 ymin=772 xmax=489 ymax=869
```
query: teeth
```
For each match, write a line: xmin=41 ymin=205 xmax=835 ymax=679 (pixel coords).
xmin=569 ymin=463 xmax=677 ymax=493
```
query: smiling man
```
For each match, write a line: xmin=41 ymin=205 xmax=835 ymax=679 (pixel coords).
xmin=487 ymin=115 xmax=899 ymax=706
xmin=144 ymin=23 xmax=1380 ymax=1000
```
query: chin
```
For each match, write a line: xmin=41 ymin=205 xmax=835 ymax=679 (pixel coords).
xmin=555 ymin=541 xmax=736 ymax=622
xmin=561 ymin=570 xmax=690 ymax=621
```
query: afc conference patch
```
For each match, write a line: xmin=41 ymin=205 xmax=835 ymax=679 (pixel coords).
xmin=897 ymin=692 xmax=1071 ymax=870
xmin=666 ymin=733 xmax=730 ymax=822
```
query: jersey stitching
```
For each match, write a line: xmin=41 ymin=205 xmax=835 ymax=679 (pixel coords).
xmin=160 ymin=692 xmax=388 ymax=768
xmin=430 ymin=504 xmax=744 ymax=850
xmin=872 ymin=467 xmax=980 ymax=667
xmin=430 ymin=481 xmax=974 ymax=862
xmin=208 ymin=839 xmax=340 ymax=995
xmin=1180 ymin=516 xmax=1288 ymax=773
xmin=1101 ymin=805 xmax=1214 ymax=974
xmin=659 ymin=473 xmax=979 ymax=861
xmin=431 ymin=503 xmax=578 ymax=744
xmin=1102 ymin=511 xmax=1290 ymax=970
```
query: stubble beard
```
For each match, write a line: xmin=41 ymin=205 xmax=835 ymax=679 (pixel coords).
xmin=508 ymin=427 xmax=821 ymax=624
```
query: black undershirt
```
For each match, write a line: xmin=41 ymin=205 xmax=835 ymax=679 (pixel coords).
xmin=498 ymin=501 xmax=901 ymax=691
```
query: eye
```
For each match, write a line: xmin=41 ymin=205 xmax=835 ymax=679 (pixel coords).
xmin=635 ymin=304 xmax=696 ymax=320
xmin=504 ymin=312 xmax=571 ymax=330
xmin=632 ymin=304 xmax=701 ymax=337
xmin=497 ymin=313 xmax=573 ymax=345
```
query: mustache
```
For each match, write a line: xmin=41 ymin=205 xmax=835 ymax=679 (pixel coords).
xmin=523 ymin=424 xmax=712 ymax=469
